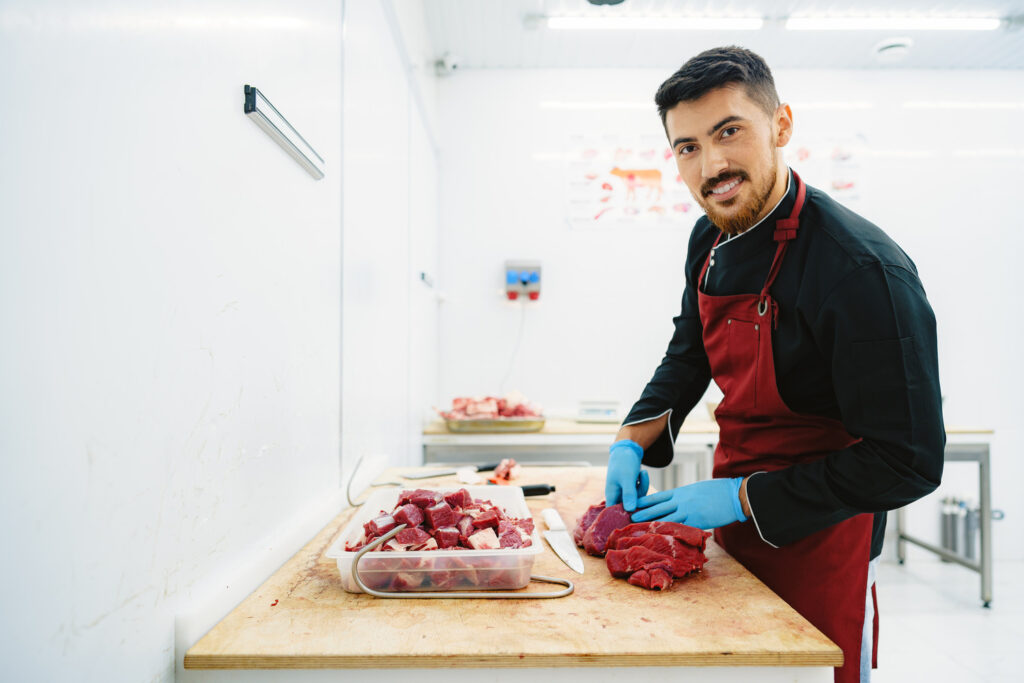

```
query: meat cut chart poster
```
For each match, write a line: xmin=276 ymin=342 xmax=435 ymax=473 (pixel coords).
xmin=564 ymin=134 xmax=697 ymax=228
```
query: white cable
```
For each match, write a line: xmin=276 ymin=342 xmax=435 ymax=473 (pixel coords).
xmin=498 ymin=302 xmax=528 ymax=394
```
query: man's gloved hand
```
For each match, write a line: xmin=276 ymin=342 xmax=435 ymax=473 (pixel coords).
xmin=605 ymin=439 xmax=649 ymax=512
xmin=631 ymin=477 xmax=748 ymax=529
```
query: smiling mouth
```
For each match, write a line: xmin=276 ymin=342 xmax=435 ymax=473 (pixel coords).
xmin=704 ymin=175 xmax=745 ymax=202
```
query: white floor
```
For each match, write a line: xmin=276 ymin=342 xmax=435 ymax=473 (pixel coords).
xmin=873 ymin=559 xmax=1024 ymax=682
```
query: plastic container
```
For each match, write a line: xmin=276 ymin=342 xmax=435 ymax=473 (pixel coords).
xmin=325 ymin=485 xmax=542 ymax=593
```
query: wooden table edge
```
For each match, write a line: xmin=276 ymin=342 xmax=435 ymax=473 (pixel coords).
xmin=184 ymin=650 xmax=843 ymax=670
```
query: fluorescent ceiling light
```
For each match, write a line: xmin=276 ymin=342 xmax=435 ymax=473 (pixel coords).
xmin=547 ymin=16 xmax=763 ymax=30
xmin=786 ymin=16 xmax=1000 ymax=31
xmin=244 ymin=85 xmax=324 ymax=180
xmin=540 ymin=101 xmax=650 ymax=110
xmin=903 ymin=101 xmax=1024 ymax=109
xmin=789 ymin=101 xmax=875 ymax=110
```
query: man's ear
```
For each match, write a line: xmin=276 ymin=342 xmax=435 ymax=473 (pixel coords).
xmin=775 ymin=103 xmax=794 ymax=148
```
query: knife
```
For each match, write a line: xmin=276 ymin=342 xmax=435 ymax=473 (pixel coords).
xmin=541 ymin=508 xmax=584 ymax=574
xmin=402 ymin=462 xmax=503 ymax=480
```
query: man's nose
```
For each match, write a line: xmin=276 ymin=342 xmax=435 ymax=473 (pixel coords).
xmin=702 ymin=145 xmax=728 ymax=182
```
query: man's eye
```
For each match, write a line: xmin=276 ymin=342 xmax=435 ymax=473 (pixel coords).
xmin=722 ymin=127 xmax=739 ymax=138
xmin=679 ymin=145 xmax=696 ymax=156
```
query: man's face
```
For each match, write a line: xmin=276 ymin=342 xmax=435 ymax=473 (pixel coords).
xmin=664 ymin=85 xmax=791 ymax=235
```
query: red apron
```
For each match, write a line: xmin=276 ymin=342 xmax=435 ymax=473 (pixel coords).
xmin=698 ymin=172 xmax=875 ymax=683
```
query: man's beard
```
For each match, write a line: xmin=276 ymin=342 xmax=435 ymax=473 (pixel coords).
xmin=696 ymin=153 xmax=778 ymax=236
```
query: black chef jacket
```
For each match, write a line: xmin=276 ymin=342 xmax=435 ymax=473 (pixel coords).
xmin=624 ymin=168 xmax=945 ymax=558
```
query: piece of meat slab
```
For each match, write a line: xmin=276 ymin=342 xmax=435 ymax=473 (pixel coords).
xmin=608 ymin=534 xmax=708 ymax=566
xmin=606 ymin=521 xmax=710 ymax=552
xmin=393 ymin=503 xmax=424 ymax=528
xmin=605 ymin=545 xmax=705 ymax=580
xmin=581 ymin=504 xmax=633 ymax=556
xmin=573 ymin=503 xmax=606 ymax=546
xmin=627 ymin=567 xmax=673 ymax=591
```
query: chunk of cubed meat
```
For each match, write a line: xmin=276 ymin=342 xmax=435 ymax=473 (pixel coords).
xmin=582 ymin=504 xmax=633 ymax=556
xmin=409 ymin=490 xmax=442 ymax=509
xmin=499 ymin=530 xmax=525 ymax=548
xmin=424 ymin=502 xmax=456 ymax=529
xmin=395 ymin=527 xmax=431 ymax=546
xmin=444 ymin=488 xmax=473 ymax=509
xmin=397 ymin=489 xmax=432 ymax=506
xmin=434 ymin=526 xmax=461 ymax=549
xmin=467 ymin=527 xmax=500 ymax=550
xmin=365 ymin=514 xmax=397 ymax=537
xmin=493 ymin=458 xmax=520 ymax=481
xmin=391 ymin=572 xmax=424 ymax=590
xmin=573 ymin=503 xmax=606 ymax=545
xmin=515 ymin=518 xmax=535 ymax=535
xmin=606 ymin=521 xmax=710 ymax=552
xmin=456 ymin=515 xmax=475 ymax=538
xmin=411 ymin=537 xmax=438 ymax=551
xmin=472 ymin=509 xmax=501 ymax=529
xmin=393 ymin=503 xmax=424 ymax=528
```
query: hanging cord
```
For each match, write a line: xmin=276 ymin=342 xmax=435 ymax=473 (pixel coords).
xmin=346 ymin=454 xmax=402 ymax=508
xmin=498 ymin=301 xmax=528 ymax=394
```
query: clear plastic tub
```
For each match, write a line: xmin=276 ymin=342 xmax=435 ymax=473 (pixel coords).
xmin=326 ymin=485 xmax=542 ymax=593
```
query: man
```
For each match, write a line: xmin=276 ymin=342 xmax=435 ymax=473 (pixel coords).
xmin=605 ymin=46 xmax=944 ymax=683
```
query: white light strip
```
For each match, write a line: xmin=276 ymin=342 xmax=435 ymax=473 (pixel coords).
xmin=786 ymin=16 xmax=1000 ymax=31
xmin=903 ymin=101 xmax=1024 ymax=109
xmin=953 ymin=149 xmax=1024 ymax=158
xmin=789 ymin=101 xmax=875 ymax=110
xmin=547 ymin=16 xmax=763 ymax=31
xmin=244 ymin=85 xmax=324 ymax=180
xmin=540 ymin=101 xmax=650 ymax=110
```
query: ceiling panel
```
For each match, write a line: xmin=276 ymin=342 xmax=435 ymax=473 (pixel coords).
xmin=421 ymin=0 xmax=1024 ymax=69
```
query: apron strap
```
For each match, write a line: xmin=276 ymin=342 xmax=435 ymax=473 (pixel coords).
xmin=759 ymin=171 xmax=807 ymax=326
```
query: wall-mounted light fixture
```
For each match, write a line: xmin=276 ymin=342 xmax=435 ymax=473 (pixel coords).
xmin=243 ymin=84 xmax=324 ymax=180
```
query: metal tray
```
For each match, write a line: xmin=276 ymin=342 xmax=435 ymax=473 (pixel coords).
xmin=444 ymin=417 xmax=545 ymax=433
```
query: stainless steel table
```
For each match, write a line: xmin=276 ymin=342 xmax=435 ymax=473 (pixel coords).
xmin=896 ymin=434 xmax=995 ymax=607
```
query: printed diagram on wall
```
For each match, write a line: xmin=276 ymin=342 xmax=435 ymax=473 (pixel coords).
xmin=785 ymin=132 xmax=868 ymax=208
xmin=565 ymin=134 xmax=696 ymax=227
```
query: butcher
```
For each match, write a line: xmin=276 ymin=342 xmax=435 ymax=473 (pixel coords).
xmin=604 ymin=46 xmax=944 ymax=683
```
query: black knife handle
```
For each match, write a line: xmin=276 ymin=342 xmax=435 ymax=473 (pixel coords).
xmin=475 ymin=462 xmax=503 ymax=472
xmin=521 ymin=484 xmax=556 ymax=496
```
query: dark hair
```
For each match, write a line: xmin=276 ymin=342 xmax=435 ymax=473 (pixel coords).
xmin=655 ymin=46 xmax=780 ymax=128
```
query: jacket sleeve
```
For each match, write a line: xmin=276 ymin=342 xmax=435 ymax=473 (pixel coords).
xmin=623 ymin=227 xmax=714 ymax=467
xmin=745 ymin=262 xmax=945 ymax=546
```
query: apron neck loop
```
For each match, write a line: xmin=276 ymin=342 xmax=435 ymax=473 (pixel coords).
xmin=773 ymin=171 xmax=806 ymax=242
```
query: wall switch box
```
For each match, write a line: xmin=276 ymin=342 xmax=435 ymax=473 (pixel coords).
xmin=504 ymin=261 xmax=541 ymax=301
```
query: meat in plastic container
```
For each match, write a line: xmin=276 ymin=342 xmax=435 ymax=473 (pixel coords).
xmin=325 ymin=485 xmax=542 ymax=593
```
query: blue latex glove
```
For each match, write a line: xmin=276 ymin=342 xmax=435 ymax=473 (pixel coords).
xmin=631 ymin=477 xmax=748 ymax=529
xmin=605 ymin=439 xmax=650 ymax=512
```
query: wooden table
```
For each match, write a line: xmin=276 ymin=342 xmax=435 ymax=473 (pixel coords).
xmin=183 ymin=466 xmax=840 ymax=682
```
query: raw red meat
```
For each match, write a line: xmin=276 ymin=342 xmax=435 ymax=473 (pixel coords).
xmin=444 ymin=489 xmax=472 ymax=508
xmin=471 ymin=509 xmax=501 ymax=530
xmin=364 ymin=514 xmax=397 ymax=537
xmin=492 ymin=458 xmax=521 ymax=482
xmin=393 ymin=503 xmax=424 ymax=528
xmin=424 ymin=502 xmax=455 ymax=529
xmin=581 ymin=504 xmax=633 ymax=556
xmin=573 ymin=503 xmax=606 ymax=545
xmin=440 ymin=394 xmax=542 ymax=420
xmin=606 ymin=522 xmax=710 ymax=552
xmin=571 ymin=500 xmax=711 ymax=591
xmin=434 ymin=527 xmax=461 ymax=549
xmin=395 ymin=527 xmax=431 ymax=546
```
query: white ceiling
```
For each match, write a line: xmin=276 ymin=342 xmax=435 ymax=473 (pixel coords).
xmin=421 ymin=0 xmax=1024 ymax=69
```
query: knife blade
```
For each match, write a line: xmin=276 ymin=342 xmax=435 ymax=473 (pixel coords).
xmin=541 ymin=508 xmax=584 ymax=574
xmin=402 ymin=462 xmax=503 ymax=480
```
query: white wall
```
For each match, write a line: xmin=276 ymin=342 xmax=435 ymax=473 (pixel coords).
xmin=436 ymin=68 xmax=1024 ymax=560
xmin=340 ymin=0 xmax=439 ymax=481
xmin=0 ymin=2 xmax=347 ymax=681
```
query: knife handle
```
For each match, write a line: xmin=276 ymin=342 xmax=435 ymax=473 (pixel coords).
xmin=475 ymin=462 xmax=503 ymax=472
xmin=541 ymin=507 xmax=567 ymax=531
xmin=521 ymin=484 xmax=556 ymax=497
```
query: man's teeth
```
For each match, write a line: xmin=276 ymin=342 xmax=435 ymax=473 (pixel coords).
xmin=712 ymin=178 xmax=741 ymax=195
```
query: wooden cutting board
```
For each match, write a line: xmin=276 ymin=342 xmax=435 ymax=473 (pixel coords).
xmin=184 ymin=466 xmax=841 ymax=669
